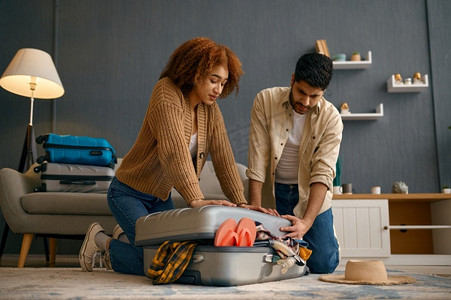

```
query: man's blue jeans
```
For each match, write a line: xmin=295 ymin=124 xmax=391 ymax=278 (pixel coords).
xmin=275 ymin=182 xmax=339 ymax=274
xmin=107 ymin=177 xmax=174 ymax=275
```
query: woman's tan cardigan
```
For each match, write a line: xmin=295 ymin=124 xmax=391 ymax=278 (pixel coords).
xmin=115 ymin=77 xmax=247 ymax=206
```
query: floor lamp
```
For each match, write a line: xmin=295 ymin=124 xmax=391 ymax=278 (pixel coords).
xmin=0 ymin=48 xmax=65 ymax=172
xmin=0 ymin=48 xmax=64 ymax=262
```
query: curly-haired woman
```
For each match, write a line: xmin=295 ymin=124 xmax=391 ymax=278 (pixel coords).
xmin=79 ymin=37 xmax=253 ymax=275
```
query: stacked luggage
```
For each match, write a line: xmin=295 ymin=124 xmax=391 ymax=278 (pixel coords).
xmin=135 ymin=206 xmax=308 ymax=286
xmin=33 ymin=133 xmax=117 ymax=193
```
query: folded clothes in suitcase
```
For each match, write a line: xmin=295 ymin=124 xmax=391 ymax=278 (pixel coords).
xmin=36 ymin=133 xmax=117 ymax=168
xmin=135 ymin=206 xmax=307 ymax=286
xmin=33 ymin=162 xmax=115 ymax=193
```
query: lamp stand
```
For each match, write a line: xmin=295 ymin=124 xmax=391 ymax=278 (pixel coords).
xmin=18 ymin=96 xmax=37 ymax=173
xmin=0 ymin=49 xmax=65 ymax=263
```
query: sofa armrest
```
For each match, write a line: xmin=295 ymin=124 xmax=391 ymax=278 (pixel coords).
xmin=0 ymin=165 xmax=41 ymax=229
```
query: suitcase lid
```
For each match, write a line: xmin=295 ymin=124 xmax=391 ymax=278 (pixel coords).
xmin=135 ymin=206 xmax=292 ymax=246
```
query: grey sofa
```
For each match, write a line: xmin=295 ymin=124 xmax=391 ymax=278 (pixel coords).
xmin=0 ymin=160 xmax=248 ymax=267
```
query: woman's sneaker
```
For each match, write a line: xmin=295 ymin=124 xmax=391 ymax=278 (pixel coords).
xmin=102 ymin=250 xmax=113 ymax=270
xmin=79 ymin=222 xmax=105 ymax=272
xmin=112 ymin=224 xmax=124 ymax=240
xmin=112 ymin=224 xmax=129 ymax=243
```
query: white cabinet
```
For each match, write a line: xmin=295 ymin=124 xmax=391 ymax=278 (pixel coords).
xmin=332 ymin=199 xmax=390 ymax=257
xmin=431 ymin=200 xmax=451 ymax=254
xmin=333 ymin=194 xmax=451 ymax=265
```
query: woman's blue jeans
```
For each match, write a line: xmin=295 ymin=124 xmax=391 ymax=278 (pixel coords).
xmin=107 ymin=177 xmax=174 ymax=275
xmin=275 ymin=182 xmax=339 ymax=274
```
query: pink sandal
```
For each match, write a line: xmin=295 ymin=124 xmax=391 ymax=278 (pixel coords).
xmin=214 ymin=218 xmax=238 ymax=247
xmin=236 ymin=217 xmax=257 ymax=247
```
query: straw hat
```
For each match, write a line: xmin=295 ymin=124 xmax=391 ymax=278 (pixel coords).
xmin=319 ymin=260 xmax=416 ymax=285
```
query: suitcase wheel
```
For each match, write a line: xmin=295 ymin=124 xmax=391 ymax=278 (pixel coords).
xmin=37 ymin=156 xmax=45 ymax=164
xmin=34 ymin=184 xmax=46 ymax=192
xmin=33 ymin=163 xmax=47 ymax=173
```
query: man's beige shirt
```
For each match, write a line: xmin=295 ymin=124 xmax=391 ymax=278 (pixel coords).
xmin=246 ymin=87 xmax=343 ymax=218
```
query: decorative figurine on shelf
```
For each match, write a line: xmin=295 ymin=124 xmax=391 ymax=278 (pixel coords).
xmin=340 ymin=102 xmax=350 ymax=114
xmin=350 ymin=52 xmax=361 ymax=61
xmin=413 ymin=72 xmax=422 ymax=84
xmin=392 ymin=181 xmax=408 ymax=194
xmin=404 ymin=78 xmax=412 ymax=85
xmin=394 ymin=73 xmax=403 ymax=85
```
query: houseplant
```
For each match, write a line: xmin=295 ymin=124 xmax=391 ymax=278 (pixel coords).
xmin=350 ymin=52 xmax=361 ymax=61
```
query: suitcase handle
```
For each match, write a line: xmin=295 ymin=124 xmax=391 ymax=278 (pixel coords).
xmin=59 ymin=180 xmax=96 ymax=186
xmin=36 ymin=134 xmax=49 ymax=144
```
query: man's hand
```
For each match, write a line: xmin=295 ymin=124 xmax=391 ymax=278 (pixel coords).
xmin=279 ymin=214 xmax=313 ymax=239
xmin=277 ymin=182 xmax=326 ymax=238
xmin=189 ymin=200 xmax=236 ymax=208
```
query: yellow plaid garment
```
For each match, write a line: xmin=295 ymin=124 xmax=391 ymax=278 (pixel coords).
xmin=147 ymin=240 xmax=197 ymax=284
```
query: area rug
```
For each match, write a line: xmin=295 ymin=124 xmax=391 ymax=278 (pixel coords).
xmin=0 ymin=267 xmax=450 ymax=299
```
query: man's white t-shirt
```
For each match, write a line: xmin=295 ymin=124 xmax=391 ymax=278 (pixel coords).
xmin=275 ymin=112 xmax=306 ymax=184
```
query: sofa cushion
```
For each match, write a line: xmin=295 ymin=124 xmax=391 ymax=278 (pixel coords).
xmin=21 ymin=192 xmax=112 ymax=215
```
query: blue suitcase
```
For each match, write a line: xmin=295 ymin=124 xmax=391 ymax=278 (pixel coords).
xmin=36 ymin=133 xmax=117 ymax=168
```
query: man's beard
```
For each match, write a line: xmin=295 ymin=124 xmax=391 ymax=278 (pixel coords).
xmin=289 ymin=88 xmax=308 ymax=114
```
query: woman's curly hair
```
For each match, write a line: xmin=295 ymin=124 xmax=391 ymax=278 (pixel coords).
xmin=159 ymin=37 xmax=243 ymax=98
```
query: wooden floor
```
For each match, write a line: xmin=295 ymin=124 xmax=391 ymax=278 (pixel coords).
xmin=0 ymin=254 xmax=81 ymax=268
xmin=1 ymin=254 xmax=450 ymax=277
xmin=384 ymin=265 xmax=451 ymax=277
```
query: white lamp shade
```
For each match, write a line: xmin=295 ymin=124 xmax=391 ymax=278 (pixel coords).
xmin=0 ymin=48 xmax=64 ymax=99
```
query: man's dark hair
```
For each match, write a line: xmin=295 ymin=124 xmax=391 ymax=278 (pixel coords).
xmin=294 ymin=53 xmax=333 ymax=90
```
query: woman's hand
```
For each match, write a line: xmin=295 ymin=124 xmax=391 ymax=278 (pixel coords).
xmin=189 ymin=199 xmax=237 ymax=208
xmin=238 ymin=203 xmax=266 ymax=213
xmin=238 ymin=204 xmax=280 ymax=216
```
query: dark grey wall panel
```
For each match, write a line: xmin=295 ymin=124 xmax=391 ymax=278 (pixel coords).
xmin=0 ymin=0 xmax=56 ymax=168
xmin=53 ymin=0 xmax=440 ymax=194
xmin=427 ymin=0 xmax=451 ymax=189
xmin=0 ymin=0 xmax=80 ymax=255
xmin=0 ymin=0 xmax=449 ymax=255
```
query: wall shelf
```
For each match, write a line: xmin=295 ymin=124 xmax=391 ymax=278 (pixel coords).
xmin=333 ymin=51 xmax=372 ymax=69
xmin=387 ymin=74 xmax=429 ymax=93
xmin=340 ymin=103 xmax=383 ymax=120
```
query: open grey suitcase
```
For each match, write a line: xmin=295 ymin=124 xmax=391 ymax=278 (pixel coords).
xmin=135 ymin=206 xmax=307 ymax=286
